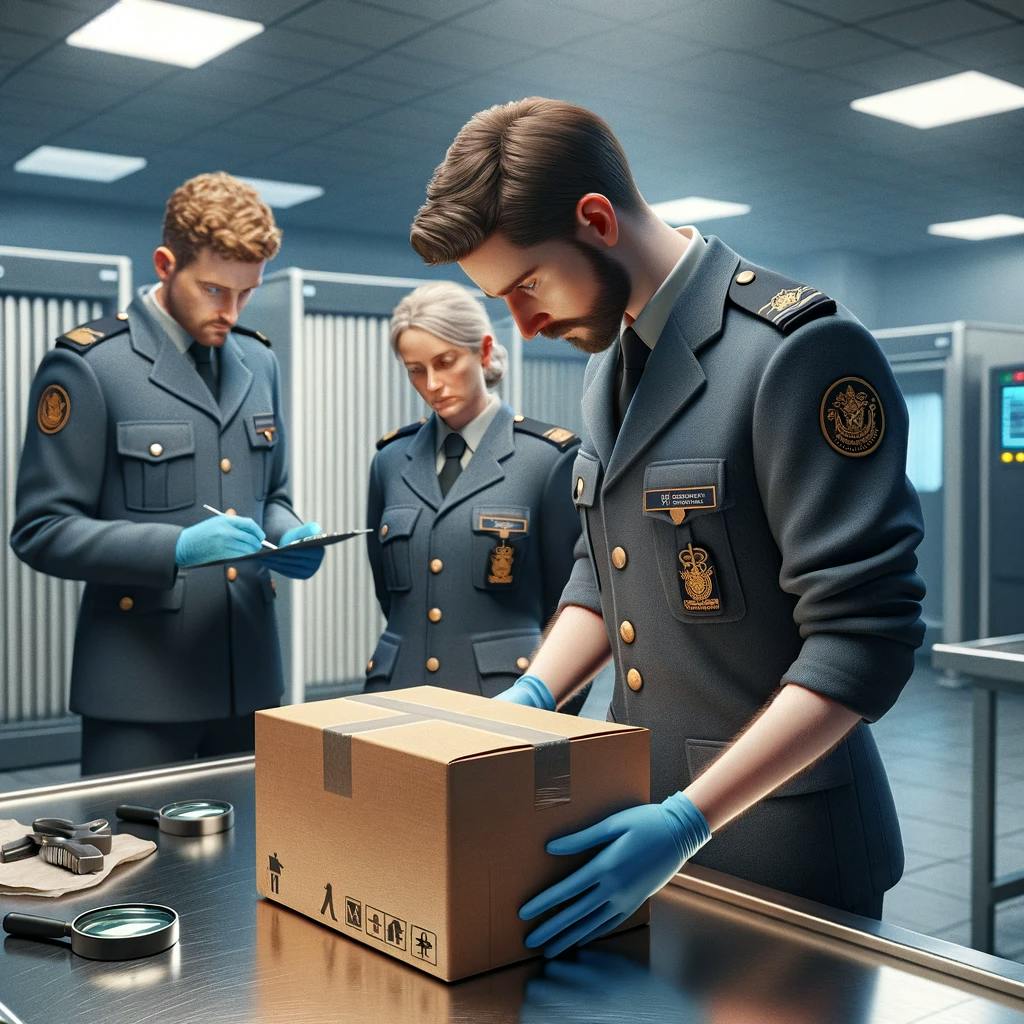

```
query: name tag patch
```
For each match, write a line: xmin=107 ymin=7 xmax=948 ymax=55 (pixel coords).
xmin=643 ymin=485 xmax=717 ymax=525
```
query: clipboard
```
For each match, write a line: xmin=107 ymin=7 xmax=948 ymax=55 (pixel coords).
xmin=197 ymin=529 xmax=372 ymax=568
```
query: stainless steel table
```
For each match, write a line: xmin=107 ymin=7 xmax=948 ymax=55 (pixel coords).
xmin=933 ymin=634 xmax=1024 ymax=953
xmin=2 ymin=758 xmax=1023 ymax=1024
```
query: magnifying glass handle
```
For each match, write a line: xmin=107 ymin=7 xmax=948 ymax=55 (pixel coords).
xmin=3 ymin=913 xmax=71 ymax=943
xmin=115 ymin=805 xmax=160 ymax=825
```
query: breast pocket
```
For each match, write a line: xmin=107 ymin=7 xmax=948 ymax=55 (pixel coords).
xmin=244 ymin=413 xmax=279 ymax=500
xmin=378 ymin=506 xmax=421 ymax=592
xmin=117 ymin=421 xmax=196 ymax=512
xmin=642 ymin=459 xmax=746 ymax=624
xmin=471 ymin=506 xmax=530 ymax=591
xmin=571 ymin=450 xmax=602 ymax=587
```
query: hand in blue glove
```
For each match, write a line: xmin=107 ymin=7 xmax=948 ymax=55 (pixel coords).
xmin=520 ymin=792 xmax=711 ymax=958
xmin=493 ymin=674 xmax=555 ymax=711
xmin=260 ymin=522 xmax=325 ymax=579
xmin=175 ymin=515 xmax=265 ymax=566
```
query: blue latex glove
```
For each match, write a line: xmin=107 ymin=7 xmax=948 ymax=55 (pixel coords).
xmin=260 ymin=522 xmax=325 ymax=579
xmin=493 ymin=674 xmax=555 ymax=711
xmin=175 ymin=515 xmax=265 ymax=566
xmin=520 ymin=792 xmax=711 ymax=958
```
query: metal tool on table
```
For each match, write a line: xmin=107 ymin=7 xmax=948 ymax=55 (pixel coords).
xmin=3 ymin=904 xmax=179 ymax=961
xmin=0 ymin=818 xmax=112 ymax=874
xmin=116 ymin=799 xmax=234 ymax=836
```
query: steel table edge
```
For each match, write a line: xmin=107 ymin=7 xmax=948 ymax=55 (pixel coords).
xmin=670 ymin=865 xmax=1024 ymax=1000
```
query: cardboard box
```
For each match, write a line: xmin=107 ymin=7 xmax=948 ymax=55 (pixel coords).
xmin=255 ymin=686 xmax=650 ymax=981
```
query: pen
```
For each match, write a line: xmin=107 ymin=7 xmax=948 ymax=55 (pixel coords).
xmin=202 ymin=504 xmax=277 ymax=550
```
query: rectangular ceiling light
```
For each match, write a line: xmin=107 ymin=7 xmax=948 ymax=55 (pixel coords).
xmin=66 ymin=0 xmax=263 ymax=69
xmin=651 ymin=197 xmax=751 ymax=225
xmin=237 ymin=176 xmax=324 ymax=209
xmin=928 ymin=214 xmax=1024 ymax=241
xmin=851 ymin=71 xmax=1024 ymax=129
xmin=15 ymin=145 xmax=146 ymax=182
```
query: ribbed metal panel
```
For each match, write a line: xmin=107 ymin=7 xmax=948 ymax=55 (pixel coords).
xmin=1 ymin=296 xmax=102 ymax=724
xmin=294 ymin=313 xmax=424 ymax=688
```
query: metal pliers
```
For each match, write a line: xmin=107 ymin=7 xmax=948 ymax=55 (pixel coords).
xmin=0 ymin=818 xmax=111 ymax=874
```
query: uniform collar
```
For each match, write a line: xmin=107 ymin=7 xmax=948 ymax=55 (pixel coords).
xmin=628 ymin=226 xmax=706 ymax=350
xmin=143 ymin=284 xmax=194 ymax=358
xmin=435 ymin=391 xmax=501 ymax=456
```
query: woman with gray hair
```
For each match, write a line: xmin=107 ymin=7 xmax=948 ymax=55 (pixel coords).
xmin=364 ymin=280 xmax=586 ymax=705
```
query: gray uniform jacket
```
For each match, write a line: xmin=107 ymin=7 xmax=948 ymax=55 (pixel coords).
xmin=365 ymin=403 xmax=580 ymax=696
xmin=559 ymin=236 xmax=926 ymax=911
xmin=10 ymin=295 xmax=302 ymax=723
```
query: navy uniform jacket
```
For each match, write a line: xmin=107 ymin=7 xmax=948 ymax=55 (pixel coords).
xmin=365 ymin=403 xmax=580 ymax=696
xmin=10 ymin=295 xmax=302 ymax=723
xmin=559 ymin=236 xmax=925 ymax=910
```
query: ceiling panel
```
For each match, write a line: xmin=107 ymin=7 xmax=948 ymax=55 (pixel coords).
xmin=928 ymin=23 xmax=1024 ymax=66
xmin=649 ymin=0 xmax=833 ymax=48
xmin=861 ymin=1 xmax=1012 ymax=45
xmin=767 ymin=26 xmax=904 ymax=69
xmin=452 ymin=0 xmax=619 ymax=46
xmin=232 ymin=27 xmax=371 ymax=70
xmin=281 ymin=0 xmax=431 ymax=48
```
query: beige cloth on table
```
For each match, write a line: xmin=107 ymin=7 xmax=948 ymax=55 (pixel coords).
xmin=0 ymin=818 xmax=156 ymax=897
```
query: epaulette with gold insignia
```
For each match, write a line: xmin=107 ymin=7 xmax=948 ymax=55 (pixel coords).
xmin=512 ymin=414 xmax=579 ymax=451
xmin=376 ymin=419 xmax=426 ymax=450
xmin=234 ymin=324 xmax=271 ymax=347
xmin=55 ymin=313 xmax=129 ymax=354
xmin=728 ymin=265 xmax=836 ymax=335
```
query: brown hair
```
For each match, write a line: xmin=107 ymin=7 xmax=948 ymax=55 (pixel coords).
xmin=162 ymin=171 xmax=282 ymax=266
xmin=410 ymin=97 xmax=644 ymax=265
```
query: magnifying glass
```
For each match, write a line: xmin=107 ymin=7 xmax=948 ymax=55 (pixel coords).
xmin=116 ymin=800 xmax=234 ymax=836
xmin=3 ymin=904 xmax=179 ymax=961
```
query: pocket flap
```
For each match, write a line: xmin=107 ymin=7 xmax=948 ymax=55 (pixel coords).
xmin=108 ymin=575 xmax=186 ymax=614
xmin=367 ymin=633 xmax=400 ymax=681
xmin=685 ymin=736 xmax=853 ymax=798
xmin=571 ymin=450 xmax=602 ymax=509
xmin=471 ymin=631 xmax=540 ymax=677
xmin=472 ymin=506 xmax=530 ymax=536
xmin=116 ymin=421 xmax=195 ymax=463
xmin=245 ymin=413 xmax=280 ymax=449
xmin=378 ymin=506 xmax=421 ymax=544
xmin=643 ymin=459 xmax=726 ymax=524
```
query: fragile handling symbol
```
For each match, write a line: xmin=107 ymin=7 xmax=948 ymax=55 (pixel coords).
xmin=411 ymin=926 xmax=437 ymax=965
xmin=345 ymin=898 xmax=362 ymax=928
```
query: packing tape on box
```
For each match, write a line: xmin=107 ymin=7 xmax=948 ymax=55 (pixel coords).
xmin=323 ymin=694 xmax=571 ymax=809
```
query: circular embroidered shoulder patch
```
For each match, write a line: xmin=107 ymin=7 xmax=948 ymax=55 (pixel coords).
xmin=37 ymin=384 xmax=71 ymax=435
xmin=819 ymin=376 xmax=884 ymax=457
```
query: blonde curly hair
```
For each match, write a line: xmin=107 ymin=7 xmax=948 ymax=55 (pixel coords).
xmin=162 ymin=172 xmax=282 ymax=267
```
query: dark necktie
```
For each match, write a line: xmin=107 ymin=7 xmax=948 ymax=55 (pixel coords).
xmin=615 ymin=327 xmax=649 ymax=430
xmin=190 ymin=341 xmax=219 ymax=402
xmin=438 ymin=432 xmax=466 ymax=497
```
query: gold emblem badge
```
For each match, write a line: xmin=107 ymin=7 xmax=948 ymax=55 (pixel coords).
xmin=544 ymin=427 xmax=574 ymax=445
xmin=679 ymin=543 xmax=721 ymax=612
xmin=488 ymin=542 xmax=515 ymax=584
xmin=37 ymin=384 xmax=71 ymax=434
xmin=820 ymin=377 xmax=885 ymax=457
xmin=64 ymin=326 xmax=104 ymax=346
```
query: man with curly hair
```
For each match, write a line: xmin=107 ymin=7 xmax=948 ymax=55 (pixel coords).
xmin=11 ymin=172 xmax=323 ymax=774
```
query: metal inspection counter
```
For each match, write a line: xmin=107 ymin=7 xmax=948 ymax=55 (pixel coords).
xmin=933 ymin=634 xmax=1024 ymax=954
xmin=1 ymin=757 xmax=1023 ymax=1024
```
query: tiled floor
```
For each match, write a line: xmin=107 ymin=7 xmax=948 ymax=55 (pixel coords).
xmin=2 ymin=660 xmax=1023 ymax=961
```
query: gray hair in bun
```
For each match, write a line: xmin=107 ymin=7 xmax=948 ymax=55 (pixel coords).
xmin=389 ymin=280 xmax=507 ymax=388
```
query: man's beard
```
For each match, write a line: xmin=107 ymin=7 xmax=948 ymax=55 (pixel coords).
xmin=539 ymin=240 xmax=631 ymax=355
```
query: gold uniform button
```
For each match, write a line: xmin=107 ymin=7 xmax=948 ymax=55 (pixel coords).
xmin=626 ymin=668 xmax=643 ymax=692
xmin=380 ymin=524 xmax=389 ymax=538
xmin=620 ymin=620 xmax=636 ymax=644
xmin=516 ymin=656 xmax=530 ymax=671
xmin=430 ymin=558 xmax=443 ymax=573
xmin=118 ymin=596 xmax=134 ymax=612
xmin=575 ymin=477 xmax=585 ymax=500
xmin=611 ymin=546 xmax=627 ymax=570
xmin=116 ymin=312 xmax=129 ymax=321
xmin=149 ymin=442 xmax=163 ymax=457
xmin=514 ymin=414 xmax=525 ymax=423
xmin=225 ymin=507 xmax=237 ymax=516
xmin=220 ymin=458 xmax=232 ymax=473
xmin=426 ymin=657 xmax=440 ymax=673
xmin=226 ymin=566 xmax=238 ymax=582
xmin=366 ymin=659 xmax=375 ymax=672
xmin=428 ymin=607 xmax=442 ymax=623
xmin=735 ymin=270 xmax=756 ymax=286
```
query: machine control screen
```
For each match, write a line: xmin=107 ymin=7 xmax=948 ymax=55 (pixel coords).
xmin=1001 ymin=383 xmax=1024 ymax=450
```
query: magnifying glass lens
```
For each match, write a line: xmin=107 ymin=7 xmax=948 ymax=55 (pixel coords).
xmin=76 ymin=906 xmax=176 ymax=939
xmin=163 ymin=800 xmax=231 ymax=821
